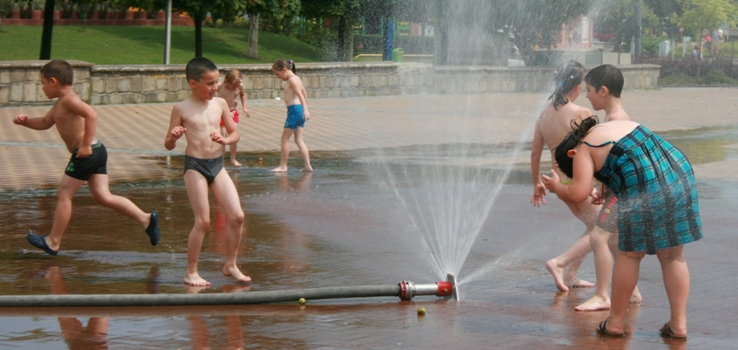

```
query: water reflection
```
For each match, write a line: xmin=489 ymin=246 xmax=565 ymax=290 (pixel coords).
xmin=42 ymin=264 xmax=110 ymax=350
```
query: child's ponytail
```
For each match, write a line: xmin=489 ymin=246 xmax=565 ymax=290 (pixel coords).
xmin=549 ymin=60 xmax=585 ymax=110
xmin=273 ymin=59 xmax=297 ymax=74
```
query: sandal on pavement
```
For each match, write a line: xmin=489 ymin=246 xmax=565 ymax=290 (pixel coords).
xmin=660 ymin=322 xmax=687 ymax=340
xmin=596 ymin=317 xmax=625 ymax=337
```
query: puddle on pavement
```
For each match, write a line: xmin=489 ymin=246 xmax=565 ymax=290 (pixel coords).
xmin=660 ymin=125 xmax=738 ymax=165
xmin=0 ymin=139 xmax=736 ymax=348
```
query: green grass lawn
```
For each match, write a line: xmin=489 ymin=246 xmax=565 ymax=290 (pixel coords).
xmin=0 ymin=25 xmax=324 ymax=65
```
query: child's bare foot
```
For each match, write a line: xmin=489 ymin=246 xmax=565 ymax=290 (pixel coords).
xmin=575 ymin=295 xmax=611 ymax=311
xmin=546 ymin=259 xmax=569 ymax=292
xmin=568 ymin=277 xmax=594 ymax=288
xmin=183 ymin=273 xmax=211 ymax=286
xmin=223 ymin=265 xmax=251 ymax=283
xmin=301 ymin=166 xmax=313 ymax=172
xmin=270 ymin=166 xmax=288 ymax=172
xmin=231 ymin=159 xmax=242 ymax=167
xmin=630 ymin=287 xmax=643 ymax=304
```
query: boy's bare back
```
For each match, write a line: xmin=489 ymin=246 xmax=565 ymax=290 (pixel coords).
xmin=169 ymin=96 xmax=232 ymax=158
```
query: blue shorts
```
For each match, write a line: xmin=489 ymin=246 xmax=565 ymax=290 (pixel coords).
xmin=284 ymin=104 xmax=305 ymax=130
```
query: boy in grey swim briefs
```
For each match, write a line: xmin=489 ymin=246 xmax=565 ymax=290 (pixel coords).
xmin=165 ymin=57 xmax=250 ymax=286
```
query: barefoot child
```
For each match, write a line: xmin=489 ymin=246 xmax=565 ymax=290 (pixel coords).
xmin=217 ymin=69 xmax=250 ymax=167
xmin=578 ymin=64 xmax=641 ymax=311
xmin=543 ymin=116 xmax=702 ymax=338
xmin=270 ymin=59 xmax=313 ymax=172
xmin=531 ymin=60 xmax=597 ymax=295
xmin=165 ymin=57 xmax=250 ymax=286
xmin=14 ymin=59 xmax=160 ymax=256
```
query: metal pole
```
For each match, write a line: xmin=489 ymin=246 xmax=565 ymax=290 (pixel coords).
xmin=635 ymin=0 xmax=642 ymax=58
xmin=164 ymin=0 xmax=172 ymax=64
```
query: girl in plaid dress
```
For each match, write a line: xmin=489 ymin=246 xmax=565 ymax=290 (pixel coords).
xmin=543 ymin=116 xmax=702 ymax=339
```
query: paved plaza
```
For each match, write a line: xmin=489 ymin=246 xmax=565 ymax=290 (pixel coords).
xmin=1 ymin=87 xmax=737 ymax=191
xmin=0 ymin=87 xmax=737 ymax=349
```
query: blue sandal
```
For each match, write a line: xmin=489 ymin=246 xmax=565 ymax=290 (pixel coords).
xmin=145 ymin=211 xmax=161 ymax=246
xmin=27 ymin=231 xmax=58 ymax=256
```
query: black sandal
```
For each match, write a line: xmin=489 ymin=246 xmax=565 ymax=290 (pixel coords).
xmin=596 ymin=317 xmax=625 ymax=337
xmin=659 ymin=322 xmax=687 ymax=340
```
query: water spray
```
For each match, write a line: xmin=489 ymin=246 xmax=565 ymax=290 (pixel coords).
xmin=0 ymin=275 xmax=458 ymax=307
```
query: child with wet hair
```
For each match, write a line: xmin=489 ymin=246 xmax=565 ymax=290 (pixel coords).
xmin=543 ymin=116 xmax=702 ymax=339
xmin=270 ymin=59 xmax=312 ymax=172
xmin=217 ymin=69 xmax=250 ymax=167
xmin=530 ymin=60 xmax=599 ymax=301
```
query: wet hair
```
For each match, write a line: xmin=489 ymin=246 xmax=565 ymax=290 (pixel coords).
xmin=584 ymin=64 xmax=623 ymax=98
xmin=224 ymin=69 xmax=242 ymax=84
xmin=554 ymin=116 xmax=600 ymax=178
xmin=186 ymin=57 xmax=218 ymax=82
xmin=273 ymin=59 xmax=296 ymax=74
xmin=549 ymin=60 xmax=585 ymax=110
xmin=40 ymin=59 xmax=73 ymax=86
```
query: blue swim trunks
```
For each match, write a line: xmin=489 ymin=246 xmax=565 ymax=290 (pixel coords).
xmin=284 ymin=104 xmax=305 ymax=130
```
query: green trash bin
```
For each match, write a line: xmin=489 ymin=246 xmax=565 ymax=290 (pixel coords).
xmin=392 ymin=48 xmax=404 ymax=62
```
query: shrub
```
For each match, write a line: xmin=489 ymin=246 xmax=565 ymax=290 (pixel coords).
xmin=703 ymin=69 xmax=737 ymax=85
xmin=642 ymin=57 xmax=738 ymax=85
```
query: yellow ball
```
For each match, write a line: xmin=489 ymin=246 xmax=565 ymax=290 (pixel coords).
xmin=417 ymin=307 xmax=426 ymax=315
xmin=298 ymin=298 xmax=306 ymax=304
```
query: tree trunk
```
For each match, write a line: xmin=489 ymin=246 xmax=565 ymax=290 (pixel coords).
xmin=195 ymin=13 xmax=203 ymax=57
xmin=346 ymin=22 xmax=354 ymax=62
xmin=247 ymin=13 xmax=259 ymax=59
xmin=39 ymin=0 xmax=55 ymax=59
xmin=337 ymin=16 xmax=346 ymax=61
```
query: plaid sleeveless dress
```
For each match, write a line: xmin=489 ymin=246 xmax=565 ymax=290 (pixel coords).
xmin=592 ymin=125 xmax=703 ymax=254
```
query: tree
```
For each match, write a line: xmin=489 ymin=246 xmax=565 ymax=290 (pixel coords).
xmin=170 ymin=0 xmax=243 ymax=57
xmin=671 ymin=0 xmax=738 ymax=39
xmin=244 ymin=0 xmax=301 ymax=59
xmin=415 ymin=0 xmax=588 ymax=65
xmin=0 ymin=0 xmax=14 ymax=33
xmin=593 ymin=0 xmax=660 ymax=52
xmin=302 ymin=0 xmax=361 ymax=61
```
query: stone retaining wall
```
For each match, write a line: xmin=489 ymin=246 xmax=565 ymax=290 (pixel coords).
xmin=0 ymin=61 xmax=661 ymax=107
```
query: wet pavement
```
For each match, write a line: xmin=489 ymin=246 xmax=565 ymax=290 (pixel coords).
xmin=0 ymin=87 xmax=737 ymax=349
